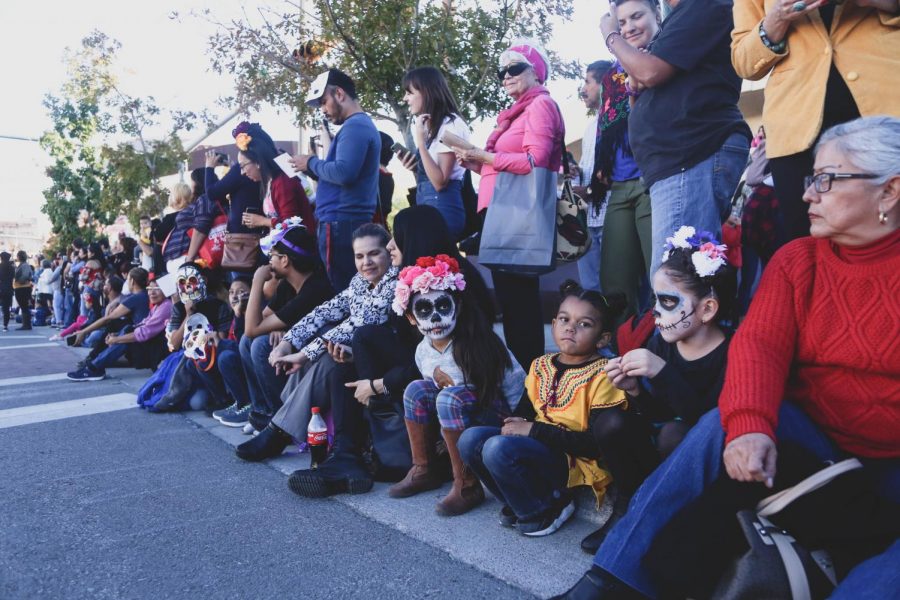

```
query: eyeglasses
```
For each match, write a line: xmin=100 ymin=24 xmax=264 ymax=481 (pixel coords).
xmin=496 ymin=63 xmax=530 ymax=81
xmin=238 ymin=162 xmax=256 ymax=173
xmin=268 ymin=252 xmax=287 ymax=261
xmin=803 ymin=172 xmax=879 ymax=193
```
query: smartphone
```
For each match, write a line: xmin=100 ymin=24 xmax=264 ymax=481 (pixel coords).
xmin=390 ymin=142 xmax=409 ymax=156
xmin=215 ymin=152 xmax=229 ymax=165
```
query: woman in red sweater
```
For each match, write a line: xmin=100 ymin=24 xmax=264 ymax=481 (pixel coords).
xmin=235 ymin=122 xmax=316 ymax=233
xmin=553 ymin=116 xmax=900 ymax=600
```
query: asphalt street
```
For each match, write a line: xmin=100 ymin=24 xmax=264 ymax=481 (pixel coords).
xmin=0 ymin=328 xmax=536 ymax=600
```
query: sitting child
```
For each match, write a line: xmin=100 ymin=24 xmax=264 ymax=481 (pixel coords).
xmin=458 ymin=281 xmax=627 ymax=537
xmin=388 ymin=255 xmax=526 ymax=517
xmin=579 ymin=226 xmax=737 ymax=554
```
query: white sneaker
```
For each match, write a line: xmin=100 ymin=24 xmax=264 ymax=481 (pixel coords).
xmin=242 ymin=423 xmax=256 ymax=435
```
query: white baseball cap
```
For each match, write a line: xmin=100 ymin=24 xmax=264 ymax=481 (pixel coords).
xmin=305 ymin=71 xmax=332 ymax=107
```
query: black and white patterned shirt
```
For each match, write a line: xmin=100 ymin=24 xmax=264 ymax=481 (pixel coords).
xmin=284 ymin=266 xmax=399 ymax=362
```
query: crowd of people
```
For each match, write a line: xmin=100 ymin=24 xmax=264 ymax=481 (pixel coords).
xmin=5 ymin=0 xmax=898 ymax=597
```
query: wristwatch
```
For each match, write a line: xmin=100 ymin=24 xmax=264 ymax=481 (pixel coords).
xmin=759 ymin=21 xmax=786 ymax=54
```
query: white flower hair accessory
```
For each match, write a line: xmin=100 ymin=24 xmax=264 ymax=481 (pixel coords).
xmin=661 ymin=225 xmax=729 ymax=278
xmin=260 ymin=216 xmax=307 ymax=256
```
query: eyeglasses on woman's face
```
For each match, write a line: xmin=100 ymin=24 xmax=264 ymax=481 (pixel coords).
xmin=496 ymin=62 xmax=530 ymax=81
xmin=803 ymin=172 xmax=879 ymax=193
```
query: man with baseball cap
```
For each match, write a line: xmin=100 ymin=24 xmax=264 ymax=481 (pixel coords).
xmin=290 ymin=68 xmax=381 ymax=292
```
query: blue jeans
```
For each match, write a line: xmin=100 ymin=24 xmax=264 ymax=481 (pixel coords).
xmin=576 ymin=225 xmax=604 ymax=292
xmin=84 ymin=329 xmax=105 ymax=349
xmin=190 ymin=338 xmax=250 ymax=407
xmin=594 ymin=403 xmax=900 ymax=599
xmin=317 ymin=219 xmax=370 ymax=292
xmin=239 ymin=334 xmax=286 ymax=416
xmin=63 ymin=289 xmax=77 ymax=327
xmin=459 ymin=426 xmax=570 ymax=521
xmin=648 ymin=132 xmax=749 ymax=276
xmin=416 ymin=179 xmax=465 ymax=240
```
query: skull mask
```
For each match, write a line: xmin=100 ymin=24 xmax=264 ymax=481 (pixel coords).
xmin=411 ymin=290 xmax=458 ymax=341
xmin=176 ymin=264 xmax=207 ymax=304
xmin=183 ymin=313 xmax=215 ymax=361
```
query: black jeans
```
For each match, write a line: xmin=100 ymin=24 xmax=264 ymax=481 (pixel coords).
xmin=0 ymin=292 xmax=11 ymax=328
xmin=769 ymin=64 xmax=859 ymax=246
xmin=13 ymin=287 xmax=32 ymax=328
xmin=491 ymin=270 xmax=543 ymax=370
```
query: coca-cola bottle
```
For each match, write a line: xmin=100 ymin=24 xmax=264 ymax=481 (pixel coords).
xmin=307 ymin=407 xmax=328 ymax=468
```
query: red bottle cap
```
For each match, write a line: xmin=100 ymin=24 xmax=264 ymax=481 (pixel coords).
xmin=311 ymin=407 xmax=320 ymax=414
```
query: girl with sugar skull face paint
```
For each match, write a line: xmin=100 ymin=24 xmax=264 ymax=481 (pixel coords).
xmin=388 ymin=255 xmax=526 ymax=517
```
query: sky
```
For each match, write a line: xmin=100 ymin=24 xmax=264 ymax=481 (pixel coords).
xmin=0 ymin=0 xmax=611 ymax=239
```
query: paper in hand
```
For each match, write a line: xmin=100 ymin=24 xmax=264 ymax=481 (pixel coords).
xmin=274 ymin=153 xmax=301 ymax=179
xmin=439 ymin=131 xmax=475 ymax=152
xmin=156 ymin=273 xmax=177 ymax=298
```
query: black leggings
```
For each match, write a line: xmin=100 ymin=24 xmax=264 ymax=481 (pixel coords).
xmin=492 ymin=270 xmax=544 ymax=371
xmin=0 ymin=292 xmax=11 ymax=328
xmin=14 ymin=287 xmax=32 ymax=328
xmin=591 ymin=408 xmax=660 ymax=496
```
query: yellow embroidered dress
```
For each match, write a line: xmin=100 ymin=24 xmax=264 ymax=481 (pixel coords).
xmin=525 ymin=353 xmax=626 ymax=505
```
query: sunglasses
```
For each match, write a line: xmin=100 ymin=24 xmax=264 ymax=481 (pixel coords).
xmin=496 ymin=63 xmax=530 ymax=81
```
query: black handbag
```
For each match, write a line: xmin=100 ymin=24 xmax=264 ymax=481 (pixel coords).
xmin=364 ymin=397 xmax=412 ymax=482
xmin=711 ymin=459 xmax=862 ymax=600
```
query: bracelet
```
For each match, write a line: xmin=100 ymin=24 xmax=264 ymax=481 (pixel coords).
xmin=605 ymin=31 xmax=623 ymax=52
xmin=758 ymin=21 xmax=786 ymax=54
xmin=369 ymin=379 xmax=379 ymax=396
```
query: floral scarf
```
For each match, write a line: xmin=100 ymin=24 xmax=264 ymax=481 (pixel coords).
xmin=594 ymin=62 xmax=632 ymax=189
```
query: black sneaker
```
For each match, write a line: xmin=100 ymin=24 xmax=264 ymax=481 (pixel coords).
xmin=517 ymin=499 xmax=575 ymax=537
xmin=287 ymin=452 xmax=374 ymax=498
xmin=499 ymin=505 xmax=518 ymax=528
xmin=235 ymin=424 xmax=292 ymax=461
xmin=66 ymin=364 xmax=106 ymax=382
xmin=219 ymin=403 xmax=251 ymax=428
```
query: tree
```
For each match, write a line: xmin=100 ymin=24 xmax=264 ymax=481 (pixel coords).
xmin=40 ymin=31 xmax=210 ymax=251
xmin=200 ymin=0 xmax=577 ymax=148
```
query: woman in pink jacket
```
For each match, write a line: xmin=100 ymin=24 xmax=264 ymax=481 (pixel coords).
xmin=456 ymin=40 xmax=565 ymax=369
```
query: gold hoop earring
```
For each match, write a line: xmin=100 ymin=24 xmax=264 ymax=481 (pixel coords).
xmin=879 ymin=211 xmax=888 ymax=225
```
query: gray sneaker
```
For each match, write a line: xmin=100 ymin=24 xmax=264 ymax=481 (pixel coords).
xmin=219 ymin=403 xmax=251 ymax=428
xmin=212 ymin=402 xmax=238 ymax=422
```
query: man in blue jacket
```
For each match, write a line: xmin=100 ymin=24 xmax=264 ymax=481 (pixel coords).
xmin=291 ymin=69 xmax=381 ymax=292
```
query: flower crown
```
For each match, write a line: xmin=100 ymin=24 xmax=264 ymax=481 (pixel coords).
xmin=392 ymin=255 xmax=466 ymax=316
xmin=232 ymin=121 xmax=255 ymax=152
xmin=661 ymin=226 xmax=729 ymax=278
xmin=260 ymin=217 xmax=309 ymax=256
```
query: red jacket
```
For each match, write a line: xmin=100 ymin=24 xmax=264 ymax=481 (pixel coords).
xmin=720 ymin=231 xmax=900 ymax=458
xmin=270 ymin=174 xmax=316 ymax=232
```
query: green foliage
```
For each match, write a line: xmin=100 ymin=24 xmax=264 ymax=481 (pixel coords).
xmin=203 ymin=0 xmax=577 ymax=147
xmin=40 ymin=31 xmax=207 ymax=251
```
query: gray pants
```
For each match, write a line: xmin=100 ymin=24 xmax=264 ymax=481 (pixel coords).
xmin=272 ymin=355 xmax=341 ymax=440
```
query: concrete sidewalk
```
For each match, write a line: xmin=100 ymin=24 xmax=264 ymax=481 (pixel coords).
xmin=48 ymin=329 xmax=608 ymax=599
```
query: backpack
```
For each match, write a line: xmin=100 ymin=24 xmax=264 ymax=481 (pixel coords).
xmin=136 ymin=350 xmax=185 ymax=411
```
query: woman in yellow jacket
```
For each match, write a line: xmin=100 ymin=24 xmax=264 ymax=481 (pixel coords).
xmin=732 ymin=0 xmax=900 ymax=243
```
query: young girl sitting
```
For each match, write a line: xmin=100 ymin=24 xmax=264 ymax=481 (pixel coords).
xmin=579 ymin=226 xmax=737 ymax=554
xmin=388 ymin=255 xmax=525 ymax=517
xmin=458 ymin=281 xmax=628 ymax=537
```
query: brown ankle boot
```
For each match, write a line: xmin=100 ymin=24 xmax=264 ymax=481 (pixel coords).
xmin=435 ymin=428 xmax=484 ymax=516
xmin=388 ymin=420 xmax=443 ymax=498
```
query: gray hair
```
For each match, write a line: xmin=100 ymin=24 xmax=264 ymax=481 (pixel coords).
xmin=816 ymin=116 xmax=900 ymax=186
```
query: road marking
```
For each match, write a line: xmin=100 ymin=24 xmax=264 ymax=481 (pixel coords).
xmin=0 ymin=372 xmax=70 ymax=387
xmin=0 ymin=393 xmax=136 ymax=429
xmin=0 ymin=335 xmax=53 ymax=340
xmin=0 ymin=343 xmax=58 ymax=351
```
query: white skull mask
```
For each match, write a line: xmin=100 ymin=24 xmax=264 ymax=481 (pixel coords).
xmin=411 ymin=290 xmax=458 ymax=341
xmin=183 ymin=313 xmax=214 ymax=361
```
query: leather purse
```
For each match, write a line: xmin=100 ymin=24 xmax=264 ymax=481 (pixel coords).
xmin=221 ymin=232 xmax=262 ymax=272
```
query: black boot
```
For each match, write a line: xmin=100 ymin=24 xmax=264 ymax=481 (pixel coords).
xmin=581 ymin=490 xmax=631 ymax=555
xmin=549 ymin=566 xmax=645 ymax=600
xmin=235 ymin=424 xmax=292 ymax=461
xmin=288 ymin=452 xmax=373 ymax=498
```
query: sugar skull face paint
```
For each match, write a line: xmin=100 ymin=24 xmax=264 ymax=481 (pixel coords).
xmin=411 ymin=290 xmax=458 ymax=341
xmin=183 ymin=313 xmax=214 ymax=361
xmin=651 ymin=269 xmax=704 ymax=344
xmin=176 ymin=264 xmax=207 ymax=304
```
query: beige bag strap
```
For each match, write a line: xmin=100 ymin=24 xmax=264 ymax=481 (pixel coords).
xmin=759 ymin=514 xmax=812 ymax=600
xmin=756 ymin=458 xmax=863 ymax=517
